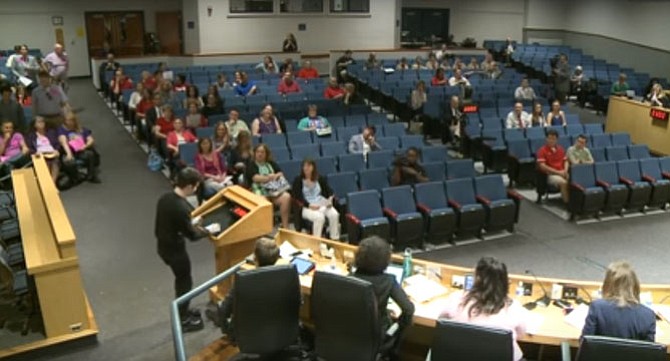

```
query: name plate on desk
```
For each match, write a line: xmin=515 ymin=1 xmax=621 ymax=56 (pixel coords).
xmin=650 ymin=108 xmax=669 ymax=121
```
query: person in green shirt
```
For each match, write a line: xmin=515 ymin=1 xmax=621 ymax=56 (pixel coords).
xmin=566 ymin=134 xmax=594 ymax=165
xmin=611 ymin=73 xmax=630 ymax=96
xmin=297 ymin=104 xmax=331 ymax=136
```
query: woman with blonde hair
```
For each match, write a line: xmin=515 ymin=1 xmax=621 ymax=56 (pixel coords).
xmin=582 ymin=261 xmax=656 ymax=341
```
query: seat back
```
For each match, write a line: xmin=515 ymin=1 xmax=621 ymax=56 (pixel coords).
xmin=382 ymin=185 xmax=417 ymax=214
xmin=291 ymin=144 xmax=319 ymax=161
xmin=337 ymin=126 xmax=360 ymax=142
xmin=611 ymin=132 xmax=631 ymax=146
xmin=659 ymin=157 xmax=670 ymax=175
xmin=401 ymin=135 xmax=424 ymax=149
xmin=591 ymin=147 xmax=606 ymax=162
xmin=565 ymin=124 xmax=584 ymax=136
xmin=286 ymin=131 xmax=313 ymax=145
xmin=261 ymin=133 xmax=287 ymax=149
xmin=584 ymin=123 xmax=604 ymax=135
xmin=431 ymin=319 xmax=514 ymax=361
xmin=178 ymin=143 xmax=198 ymax=166
xmin=575 ymin=335 xmax=667 ymax=361
xmin=311 ymin=272 xmax=380 ymax=361
xmin=617 ymin=159 xmax=642 ymax=182
xmin=359 ymin=168 xmax=389 ymax=191
xmin=423 ymin=162 xmax=446 ymax=181
xmin=233 ymin=265 xmax=301 ymax=354
xmin=628 ymin=144 xmax=650 ymax=159
xmin=421 ymin=145 xmax=449 ymax=163
xmin=524 ymin=127 xmax=545 ymax=139
xmin=594 ymin=161 xmax=620 ymax=185
xmin=446 ymin=159 xmax=475 ymax=179
xmin=347 ymin=190 xmax=384 ymax=220
xmin=376 ymin=137 xmax=400 ymax=150
xmin=367 ymin=150 xmax=395 ymax=169
xmin=506 ymin=139 xmax=531 ymax=159
xmin=338 ymin=154 xmax=366 ymax=172
xmin=571 ymin=163 xmax=597 ymax=187
xmin=272 ymin=147 xmax=291 ymax=162
xmin=605 ymin=146 xmax=629 ymax=161
xmin=195 ymin=127 xmax=214 ymax=139
xmin=473 ymin=175 xmax=507 ymax=201
xmin=328 ymin=172 xmax=358 ymax=201
xmin=590 ymin=133 xmax=612 ymax=148
xmin=445 ymin=178 xmax=477 ymax=205
xmin=639 ymin=158 xmax=663 ymax=180
xmin=383 ymin=123 xmax=405 ymax=137
xmin=321 ymin=141 xmax=347 ymax=157
xmin=315 ymin=156 xmax=337 ymax=176
xmin=414 ymin=181 xmax=449 ymax=209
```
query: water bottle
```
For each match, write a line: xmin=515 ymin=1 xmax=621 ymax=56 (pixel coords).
xmin=402 ymin=248 xmax=413 ymax=280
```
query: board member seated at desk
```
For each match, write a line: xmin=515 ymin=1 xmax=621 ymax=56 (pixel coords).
xmin=435 ymin=257 xmax=530 ymax=361
xmin=352 ymin=236 xmax=414 ymax=361
xmin=611 ymin=73 xmax=630 ymax=97
xmin=582 ymin=261 xmax=656 ymax=341
xmin=647 ymin=83 xmax=670 ymax=108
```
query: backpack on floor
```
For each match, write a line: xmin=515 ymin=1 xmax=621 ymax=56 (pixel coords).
xmin=147 ymin=150 xmax=164 ymax=172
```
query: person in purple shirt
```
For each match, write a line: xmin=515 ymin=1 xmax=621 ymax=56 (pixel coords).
xmin=58 ymin=112 xmax=101 ymax=184
xmin=43 ymin=43 xmax=69 ymax=92
xmin=27 ymin=116 xmax=61 ymax=183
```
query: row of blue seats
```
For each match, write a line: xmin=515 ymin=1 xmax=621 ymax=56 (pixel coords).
xmin=344 ymin=174 xmax=519 ymax=246
xmin=467 ymin=124 xmax=604 ymax=143
xmin=256 ymin=123 xmax=405 ymax=145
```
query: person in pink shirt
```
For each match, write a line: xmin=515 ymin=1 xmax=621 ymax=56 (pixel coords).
xmin=437 ymin=257 xmax=530 ymax=361
xmin=166 ymin=118 xmax=197 ymax=158
xmin=0 ymin=120 xmax=29 ymax=164
xmin=277 ymin=72 xmax=301 ymax=95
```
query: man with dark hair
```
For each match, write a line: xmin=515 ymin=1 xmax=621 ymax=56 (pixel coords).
xmin=391 ymin=147 xmax=428 ymax=186
xmin=536 ymin=129 xmax=569 ymax=203
xmin=155 ymin=167 xmax=216 ymax=333
xmin=32 ymin=70 xmax=70 ymax=128
xmin=335 ymin=50 xmax=354 ymax=83
xmin=98 ymin=52 xmax=120 ymax=93
xmin=207 ymin=237 xmax=280 ymax=333
xmin=348 ymin=126 xmax=380 ymax=155
xmin=567 ymin=134 xmax=594 ymax=165
xmin=0 ymin=85 xmax=25 ymax=133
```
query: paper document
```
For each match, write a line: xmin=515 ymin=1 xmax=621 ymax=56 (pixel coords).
xmin=413 ymin=298 xmax=451 ymax=320
xmin=279 ymin=241 xmax=300 ymax=259
xmin=564 ymin=304 xmax=589 ymax=330
xmin=403 ymin=274 xmax=449 ymax=303
xmin=526 ymin=311 xmax=545 ymax=335
xmin=18 ymin=76 xmax=32 ymax=87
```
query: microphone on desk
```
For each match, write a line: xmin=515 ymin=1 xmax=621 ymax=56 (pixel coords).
xmin=525 ymin=269 xmax=551 ymax=308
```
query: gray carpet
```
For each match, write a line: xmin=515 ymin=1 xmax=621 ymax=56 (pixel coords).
xmin=5 ymin=80 xmax=670 ymax=360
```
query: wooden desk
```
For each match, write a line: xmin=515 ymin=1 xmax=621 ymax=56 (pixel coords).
xmin=606 ymin=96 xmax=670 ymax=155
xmin=0 ymin=157 xmax=98 ymax=358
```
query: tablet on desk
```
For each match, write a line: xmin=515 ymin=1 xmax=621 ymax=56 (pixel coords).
xmin=290 ymin=257 xmax=315 ymax=275
xmin=385 ymin=264 xmax=404 ymax=284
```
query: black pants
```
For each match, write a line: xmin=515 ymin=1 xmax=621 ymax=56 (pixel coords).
xmin=160 ymin=251 xmax=193 ymax=317
xmin=62 ymin=149 xmax=100 ymax=182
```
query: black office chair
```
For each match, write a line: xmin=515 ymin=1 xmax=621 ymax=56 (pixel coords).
xmin=430 ymin=319 xmax=514 ymax=361
xmin=231 ymin=265 xmax=302 ymax=360
xmin=311 ymin=271 xmax=381 ymax=361
xmin=574 ymin=335 xmax=667 ymax=361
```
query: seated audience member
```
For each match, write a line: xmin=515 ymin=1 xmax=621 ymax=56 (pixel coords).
xmin=349 ymin=126 xmax=380 ymax=155
xmin=396 ymin=57 xmax=410 ymax=71
xmin=128 ymin=83 xmax=144 ymax=118
xmin=173 ymin=74 xmax=188 ymax=92
xmin=282 ymin=33 xmax=298 ymax=52
xmin=442 ymin=95 xmax=464 ymax=145
xmin=195 ymin=137 xmax=230 ymax=193
xmin=431 ymin=68 xmax=448 ymax=86
xmin=0 ymin=120 xmax=29 ymax=168
xmin=203 ymin=85 xmax=221 ymax=106
xmin=234 ymin=72 xmax=258 ymax=96
xmin=184 ymin=102 xmax=207 ymax=130
xmin=335 ymin=50 xmax=355 ymax=83
xmin=341 ymin=83 xmax=364 ymax=106
xmin=352 ymin=236 xmax=415 ymax=361
xmin=297 ymin=104 xmax=331 ymax=134
xmin=466 ymin=57 xmax=480 ymax=70
xmin=184 ymin=85 xmax=204 ymax=109
xmin=59 ymin=112 xmax=100 ymax=184
xmin=364 ymin=52 xmax=380 ymax=70
xmin=16 ymin=85 xmax=31 ymax=107
xmin=232 ymin=71 xmax=242 ymax=87
xmin=98 ymin=52 xmax=120 ymax=92
xmin=481 ymin=52 xmax=495 ymax=73
xmin=391 ymin=147 xmax=428 ymax=186
xmin=411 ymin=56 xmax=426 ymax=70
xmin=279 ymin=58 xmax=294 ymax=74
xmin=277 ymin=72 xmax=301 ymax=95
xmin=166 ymin=118 xmax=197 ymax=161
xmin=582 ymin=261 xmax=656 ymax=341
xmin=0 ymin=84 xmax=25 ymax=133
xmin=505 ymin=102 xmax=531 ymax=129
xmin=251 ymin=106 xmax=282 ymax=137
xmin=154 ymin=105 xmax=176 ymax=143
xmin=514 ymin=78 xmax=536 ymax=101
xmin=27 ymin=116 xmax=60 ymax=182
xmin=158 ymin=80 xmax=175 ymax=104
xmin=245 ymin=144 xmax=291 ymax=229
xmin=144 ymin=93 xmax=164 ymax=146
xmin=297 ymin=60 xmax=319 ymax=79
xmin=214 ymin=73 xmax=232 ymax=91
xmin=410 ymin=80 xmax=427 ymax=124
xmin=611 ymin=73 xmax=630 ymax=96
xmin=435 ymin=43 xmax=449 ymax=61
xmin=324 ymin=77 xmax=345 ymax=99
xmin=489 ymin=61 xmax=503 ymax=79
xmin=291 ymin=158 xmax=339 ymax=239
xmin=647 ymin=83 xmax=670 ymax=108
xmin=567 ymin=134 xmax=594 ymax=165
xmin=437 ymin=257 xmax=529 ymax=361
xmin=537 ymin=129 xmax=569 ymax=203
xmin=202 ymin=93 xmax=224 ymax=118
xmin=209 ymin=237 xmax=280 ymax=334
xmin=228 ymin=130 xmax=253 ymax=183
xmin=256 ymin=56 xmax=278 ymax=74
xmin=141 ymin=70 xmax=157 ymax=91
xmin=425 ymin=53 xmax=439 ymax=70
xmin=448 ymin=68 xmax=471 ymax=87
xmin=212 ymin=121 xmax=231 ymax=154
xmin=547 ymin=100 xmax=567 ymax=126
xmin=225 ymin=109 xmax=249 ymax=144
xmin=451 ymin=57 xmax=464 ymax=71
xmin=109 ymin=68 xmax=133 ymax=102
xmin=529 ymin=102 xmax=546 ymax=127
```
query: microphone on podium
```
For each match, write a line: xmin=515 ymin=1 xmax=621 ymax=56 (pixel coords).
xmin=524 ymin=269 xmax=551 ymax=309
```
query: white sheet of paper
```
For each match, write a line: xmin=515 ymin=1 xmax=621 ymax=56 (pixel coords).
xmin=18 ymin=76 xmax=32 ymax=87
xmin=403 ymin=274 xmax=449 ymax=303
xmin=564 ymin=303 xmax=590 ymax=330
xmin=279 ymin=241 xmax=300 ymax=259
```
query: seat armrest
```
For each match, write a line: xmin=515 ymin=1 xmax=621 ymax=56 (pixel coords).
xmin=447 ymin=200 xmax=462 ymax=209
xmin=475 ymin=195 xmax=491 ymax=205
xmin=507 ymin=189 xmax=523 ymax=200
xmin=346 ymin=213 xmax=360 ymax=225
xmin=382 ymin=207 xmax=398 ymax=218
xmin=596 ymin=179 xmax=610 ymax=188
xmin=570 ymin=182 xmax=585 ymax=192
xmin=416 ymin=203 xmax=431 ymax=214
xmin=662 ymin=171 xmax=670 ymax=180
xmin=619 ymin=176 xmax=633 ymax=186
xmin=641 ymin=174 xmax=656 ymax=184
xmin=293 ymin=198 xmax=306 ymax=208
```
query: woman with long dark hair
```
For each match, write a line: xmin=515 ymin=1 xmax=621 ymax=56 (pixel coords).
xmin=437 ymin=257 xmax=529 ymax=361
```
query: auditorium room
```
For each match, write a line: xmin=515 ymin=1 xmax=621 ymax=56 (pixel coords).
xmin=1 ymin=0 xmax=670 ymax=360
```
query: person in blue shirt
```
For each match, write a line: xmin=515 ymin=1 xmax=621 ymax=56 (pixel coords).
xmin=297 ymin=104 xmax=331 ymax=134
xmin=582 ymin=261 xmax=656 ymax=341
xmin=233 ymin=72 xmax=257 ymax=96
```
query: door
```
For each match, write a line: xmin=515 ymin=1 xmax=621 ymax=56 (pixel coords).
xmin=85 ymin=11 xmax=145 ymax=57
xmin=156 ymin=11 xmax=183 ymax=55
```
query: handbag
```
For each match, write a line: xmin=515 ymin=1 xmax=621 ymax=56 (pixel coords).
xmin=68 ymin=137 xmax=86 ymax=152
xmin=147 ymin=149 xmax=164 ymax=172
xmin=263 ymin=176 xmax=291 ymax=197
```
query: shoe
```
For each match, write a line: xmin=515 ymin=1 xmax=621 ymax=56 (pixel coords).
xmin=205 ymin=308 xmax=221 ymax=328
xmin=88 ymin=175 xmax=101 ymax=184
xmin=181 ymin=315 xmax=204 ymax=333
xmin=188 ymin=308 xmax=201 ymax=318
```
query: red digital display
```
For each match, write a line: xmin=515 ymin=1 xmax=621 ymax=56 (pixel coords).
xmin=462 ymin=104 xmax=479 ymax=114
xmin=650 ymin=108 xmax=669 ymax=121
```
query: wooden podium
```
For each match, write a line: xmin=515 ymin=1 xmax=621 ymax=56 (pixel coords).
xmin=191 ymin=185 xmax=273 ymax=302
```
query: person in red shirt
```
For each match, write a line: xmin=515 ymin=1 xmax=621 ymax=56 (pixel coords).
xmin=297 ymin=60 xmax=319 ymax=79
xmin=109 ymin=68 xmax=134 ymax=99
xmin=431 ymin=68 xmax=448 ymax=86
xmin=277 ymin=72 xmax=301 ymax=95
xmin=154 ymin=105 xmax=176 ymax=144
xmin=166 ymin=118 xmax=197 ymax=157
xmin=536 ymin=129 xmax=570 ymax=203
xmin=141 ymin=70 xmax=157 ymax=91
xmin=323 ymin=77 xmax=345 ymax=99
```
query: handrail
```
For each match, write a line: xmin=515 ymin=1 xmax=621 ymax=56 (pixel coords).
xmin=170 ymin=260 xmax=247 ymax=361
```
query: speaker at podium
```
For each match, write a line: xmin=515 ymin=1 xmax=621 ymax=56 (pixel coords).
xmin=191 ymin=185 xmax=274 ymax=302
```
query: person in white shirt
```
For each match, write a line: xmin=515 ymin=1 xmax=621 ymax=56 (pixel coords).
xmin=434 ymin=43 xmax=449 ymax=61
xmin=448 ymin=69 xmax=471 ymax=87
xmin=514 ymin=78 xmax=537 ymax=101
xmin=505 ymin=102 xmax=531 ymax=129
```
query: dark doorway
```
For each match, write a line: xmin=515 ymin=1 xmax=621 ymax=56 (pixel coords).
xmin=85 ymin=11 xmax=145 ymax=58
xmin=156 ymin=11 xmax=183 ymax=55
xmin=401 ymin=8 xmax=449 ymax=48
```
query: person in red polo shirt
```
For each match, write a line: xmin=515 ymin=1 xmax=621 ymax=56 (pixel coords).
xmin=297 ymin=60 xmax=319 ymax=79
xmin=536 ymin=128 xmax=570 ymax=203
xmin=277 ymin=72 xmax=301 ymax=95
xmin=323 ymin=77 xmax=345 ymax=100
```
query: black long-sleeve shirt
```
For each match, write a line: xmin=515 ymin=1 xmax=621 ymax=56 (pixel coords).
xmin=352 ymin=272 xmax=415 ymax=333
xmin=154 ymin=192 xmax=206 ymax=258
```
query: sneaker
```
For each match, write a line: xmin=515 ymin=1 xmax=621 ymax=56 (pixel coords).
xmin=188 ymin=308 xmax=201 ymax=318
xmin=181 ymin=315 xmax=204 ymax=333
xmin=204 ymin=308 xmax=221 ymax=328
